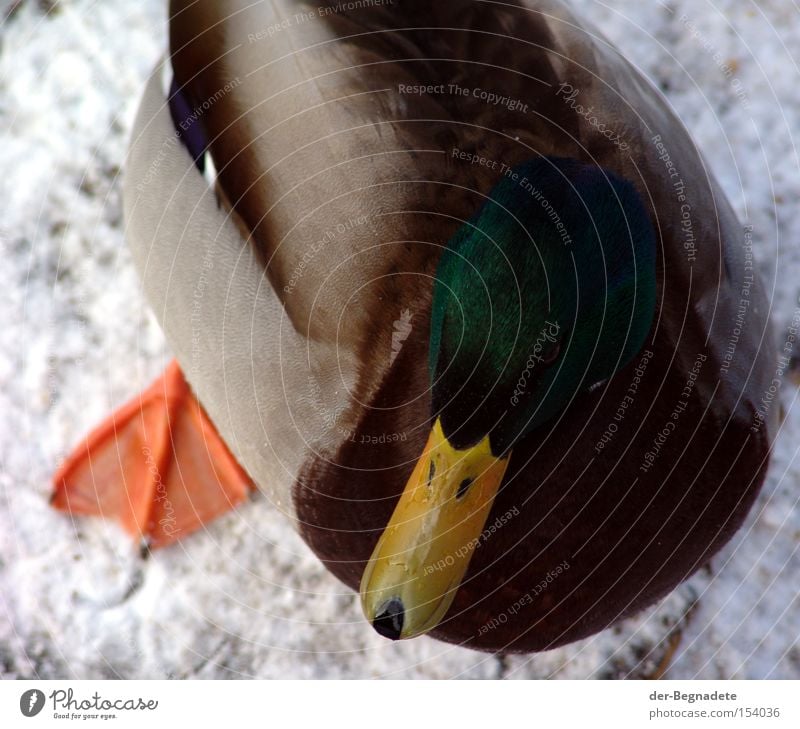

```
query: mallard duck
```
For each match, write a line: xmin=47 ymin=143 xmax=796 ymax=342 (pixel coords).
xmin=52 ymin=0 xmax=777 ymax=652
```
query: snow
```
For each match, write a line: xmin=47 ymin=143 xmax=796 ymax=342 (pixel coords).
xmin=1 ymin=0 xmax=798 ymax=679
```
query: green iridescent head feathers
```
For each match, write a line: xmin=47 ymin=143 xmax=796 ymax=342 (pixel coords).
xmin=429 ymin=157 xmax=657 ymax=454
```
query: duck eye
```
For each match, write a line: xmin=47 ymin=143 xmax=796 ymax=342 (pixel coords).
xmin=540 ymin=338 xmax=562 ymax=365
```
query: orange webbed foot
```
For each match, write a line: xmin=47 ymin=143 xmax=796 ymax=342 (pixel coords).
xmin=52 ymin=360 xmax=253 ymax=548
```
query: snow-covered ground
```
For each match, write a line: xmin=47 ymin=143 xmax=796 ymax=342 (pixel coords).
xmin=1 ymin=0 xmax=798 ymax=679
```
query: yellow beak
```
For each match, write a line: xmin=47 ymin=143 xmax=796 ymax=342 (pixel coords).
xmin=360 ymin=418 xmax=510 ymax=640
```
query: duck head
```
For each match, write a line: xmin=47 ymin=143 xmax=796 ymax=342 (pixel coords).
xmin=360 ymin=156 xmax=658 ymax=640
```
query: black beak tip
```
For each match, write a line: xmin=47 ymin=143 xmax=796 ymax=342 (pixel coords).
xmin=372 ymin=598 xmax=405 ymax=640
